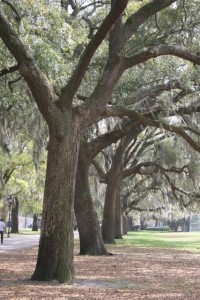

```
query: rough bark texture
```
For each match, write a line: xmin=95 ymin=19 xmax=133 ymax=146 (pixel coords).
xmin=102 ymin=128 xmax=141 ymax=244
xmin=75 ymin=142 xmax=108 ymax=255
xmin=32 ymin=214 xmax=38 ymax=231
xmin=32 ymin=124 xmax=81 ymax=284
xmin=114 ymin=184 xmax=123 ymax=239
xmin=11 ymin=196 xmax=19 ymax=233
xmin=1 ymin=0 xmax=198 ymax=285
xmin=122 ymin=214 xmax=128 ymax=235
xmin=102 ymin=142 xmax=123 ymax=244
xmin=74 ymin=124 xmax=137 ymax=255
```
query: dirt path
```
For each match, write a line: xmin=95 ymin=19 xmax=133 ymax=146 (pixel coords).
xmin=0 ymin=243 xmax=200 ymax=299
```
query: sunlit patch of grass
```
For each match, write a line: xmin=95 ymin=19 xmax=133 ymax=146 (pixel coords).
xmin=17 ymin=229 xmax=41 ymax=235
xmin=116 ymin=231 xmax=200 ymax=253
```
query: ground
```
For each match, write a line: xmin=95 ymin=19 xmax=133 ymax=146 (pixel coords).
xmin=1 ymin=240 xmax=200 ymax=299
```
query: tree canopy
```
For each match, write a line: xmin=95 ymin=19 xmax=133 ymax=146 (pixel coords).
xmin=0 ymin=0 xmax=200 ymax=284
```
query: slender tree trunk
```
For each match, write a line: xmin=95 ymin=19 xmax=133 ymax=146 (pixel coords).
xmin=11 ymin=196 xmax=19 ymax=233
xmin=102 ymin=142 xmax=123 ymax=244
xmin=74 ymin=144 xmax=108 ymax=255
xmin=1 ymin=203 xmax=7 ymax=225
xmin=114 ymin=184 xmax=123 ymax=239
xmin=122 ymin=214 xmax=128 ymax=235
xmin=102 ymin=177 xmax=117 ymax=244
xmin=32 ymin=214 xmax=38 ymax=231
xmin=140 ymin=217 xmax=147 ymax=230
xmin=127 ymin=216 xmax=133 ymax=232
xmin=32 ymin=126 xmax=81 ymax=284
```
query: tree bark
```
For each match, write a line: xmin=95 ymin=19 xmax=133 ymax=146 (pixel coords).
xmin=114 ymin=184 xmax=123 ymax=239
xmin=11 ymin=196 xmax=19 ymax=233
xmin=32 ymin=125 xmax=81 ymax=284
xmin=32 ymin=214 xmax=38 ymax=231
xmin=102 ymin=179 xmax=117 ymax=244
xmin=102 ymin=142 xmax=123 ymax=244
xmin=75 ymin=123 xmax=140 ymax=254
xmin=122 ymin=214 xmax=128 ymax=235
xmin=140 ymin=217 xmax=147 ymax=230
xmin=74 ymin=142 xmax=108 ymax=255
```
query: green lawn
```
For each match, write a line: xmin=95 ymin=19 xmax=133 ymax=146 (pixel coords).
xmin=18 ymin=228 xmax=41 ymax=235
xmin=117 ymin=230 xmax=200 ymax=253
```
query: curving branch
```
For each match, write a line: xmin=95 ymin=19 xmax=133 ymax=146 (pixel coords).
xmin=163 ymin=172 xmax=200 ymax=204
xmin=2 ymin=0 xmax=21 ymax=21
xmin=122 ymin=0 xmax=177 ymax=44
xmin=105 ymin=106 xmax=200 ymax=153
xmin=118 ymin=79 xmax=191 ymax=106
xmin=89 ymin=121 xmax=140 ymax=159
xmin=0 ymin=9 xmax=59 ymax=125
xmin=123 ymin=44 xmax=200 ymax=70
xmin=92 ymin=159 xmax=107 ymax=182
xmin=8 ymin=76 xmax=22 ymax=92
xmin=122 ymin=161 xmax=188 ymax=178
xmin=126 ymin=132 xmax=166 ymax=169
xmin=68 ymin=1 xmax=109 ymax=17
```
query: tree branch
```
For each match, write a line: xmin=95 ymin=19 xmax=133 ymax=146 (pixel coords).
xmin=0 ymin=8 xmax=59 ymax=125
xmin=8 ymin=76 xmax=22 ymax=92
xmin=0 ymin=64 xmax=19 ymax=77
xmin=59 ymin=0 xmax=128 ymax=108
xmin=92 ymin=159 xmax=107 ymax=181
xmin=105 ymin=107 xmax=200 ymax=153
xmin=123 ymin=44 xmax=200 ymax=69
xmin=118 ymin=79 xmax=188 ymax=106
xmin=2 ymin=0 xmax=21 ymax=22
xmin=122 ymin=0 xmax=177 ymax=44
xmin=89 ymin=121 xmax=140 ymax=160
xmin=122 ymin=161 xmax=188 ymax=178
xmin=131 ymin=206 xmax=165 ymax=212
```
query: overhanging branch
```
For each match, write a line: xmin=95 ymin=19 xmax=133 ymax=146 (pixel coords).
xmin=2 ymin=0 xmax=21 ymax=22
xmin=118 ymin=79 xmax=190 ymax=106
xmin=122 ymin=161 xmax=188 ymax=178
xmin=105 ymin=107 xmax=200 ymax=153
xmin=122 ymin=0 xmax=177 ymax=44
xmin=123 ymin=44 xmax=200 ymax=70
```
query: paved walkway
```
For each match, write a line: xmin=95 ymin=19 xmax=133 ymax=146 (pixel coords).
xmin=0 ymin=234 xmax=40 ymax=252
xmin=0 ymin=231 xmax=79 ymax=252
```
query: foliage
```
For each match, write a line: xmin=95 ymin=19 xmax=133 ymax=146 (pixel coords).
xmin=1 ymin=0 xmax=200 ymax=283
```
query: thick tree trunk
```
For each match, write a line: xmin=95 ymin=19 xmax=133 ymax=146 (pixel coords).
xmin=114 ymin=184 xmax=123 ymax=239
xmin=75 ymin=144 xmax=108 ymax=255
xmin=11 ymin=196 xmax=19 ymax=233
xmin=32 ymin=126 xmax=80 ymax=284
xmin=32 ymin=214 xmax=38 ymax=231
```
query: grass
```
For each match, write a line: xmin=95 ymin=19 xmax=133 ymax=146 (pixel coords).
xmin=116 ymin=230 xmax=200 ymax=253
xmin=14 ymin=228 xmax=41 ymax=235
